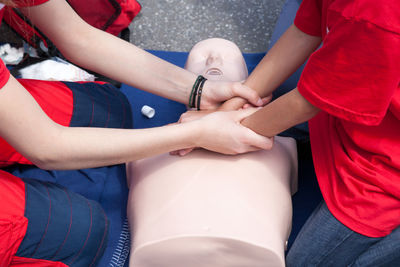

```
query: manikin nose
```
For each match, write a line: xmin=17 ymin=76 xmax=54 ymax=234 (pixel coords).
xmin=206 ymin=54 xmax=222 ymax=65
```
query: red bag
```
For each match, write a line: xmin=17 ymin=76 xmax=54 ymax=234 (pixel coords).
xmin=67 ymin=0 xmax=141 ymax=36
xmin=3 ymin=0 xmax=141 ymax=53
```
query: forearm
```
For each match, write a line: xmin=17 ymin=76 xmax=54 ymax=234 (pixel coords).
xmin=221 ymin=25 xmax=321 ymax=110
xmin=22 ymin=0 xmax=264 ymax=110
xmin=1 ymin=78 xmax=269 ymax=170
xmin=22 ymin=0 xmax=196 ymax=104
xmin=62 ymin=32 xmax=196 ymax=103
xmin=7 ymin=111 xmax=197 ymax=170
xmin=0 ymin=76 xmax=197 ymax=170
xmin=241 ymin=88 xmax=319 ymax=137
xmin=35 ymin=123 xmax=196 ymax=170
xmin=246 ymin=25 xmax=321 ymax=95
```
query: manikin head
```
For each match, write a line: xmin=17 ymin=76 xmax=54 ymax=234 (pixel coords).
xmin=185 ymin=38 xmax=248 ymax=82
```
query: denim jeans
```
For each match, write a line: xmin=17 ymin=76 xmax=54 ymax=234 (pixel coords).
xmin=286 ymin=201 xmax=400 ymax=267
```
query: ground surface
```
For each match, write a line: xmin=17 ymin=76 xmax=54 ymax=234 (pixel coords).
xmin=129 ymin=0 xmax=286 ymax=53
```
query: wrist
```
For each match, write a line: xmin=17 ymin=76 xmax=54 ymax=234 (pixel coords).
xmin=178 ymin=119 xmax=202 ymax=148
xmin=188 ymin=75 xmax=207 ymax=110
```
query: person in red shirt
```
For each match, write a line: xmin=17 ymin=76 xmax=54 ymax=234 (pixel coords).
xmin=212 ymin=0 xmax=399 ymax=265
xmin=0 ymin=0 xmax=271 ymax=266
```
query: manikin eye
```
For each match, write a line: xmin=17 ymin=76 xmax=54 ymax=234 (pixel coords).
xmin=206 ymin=68 xmax=223 ymax=76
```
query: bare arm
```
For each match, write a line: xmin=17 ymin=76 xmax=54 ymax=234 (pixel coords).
xmin=20 ymin=0 xmax=262 ymax=108
xmin=241 ymin=88 xmax=319 ymax=137
xmin=220 ymin=24 xmax=321 ymax=110
xmin=0 ymin=77 xmax=271 ymax=170
xmin=217 ymin=25 xmax=322 ymax=137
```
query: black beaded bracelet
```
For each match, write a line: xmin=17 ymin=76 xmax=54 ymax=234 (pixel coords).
xmin=188 ymin=75 xmax=207 ymax=109
xmin=196 ymin=77 xmax=206 ymax=110
xmin=189 ymin=76 xmax=201 ymax=108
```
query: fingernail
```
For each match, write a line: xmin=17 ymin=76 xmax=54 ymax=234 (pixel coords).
xmin=256 ymin=99 xmax=263 ymax=106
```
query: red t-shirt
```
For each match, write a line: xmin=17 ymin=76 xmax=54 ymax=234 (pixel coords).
xmin=0 ymin=73 xmax=73 ymax=167
xmin=295 ymin=0 xmax=400 ymax=237
xmin=0 ymin=59 xmax=10 ymax=88
xmin=0 ymin=0 xmax=74 ymax=167
xmin=0 ymin=0 xmax=50 ymax=86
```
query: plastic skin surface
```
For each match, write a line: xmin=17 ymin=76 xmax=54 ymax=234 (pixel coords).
xmin=127 ymin=136 xmax=297 ymax=267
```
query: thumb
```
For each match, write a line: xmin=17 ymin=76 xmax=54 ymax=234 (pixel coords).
xmin=232 ymin=83 xmax=263 ymax=107
xmin=261 ymin=95 xmax=273 ymax=105
xmin=243 ymin=128 xmax=274 ymax=150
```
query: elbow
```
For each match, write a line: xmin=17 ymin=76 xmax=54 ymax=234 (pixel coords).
xmin=56 ymin=38 xmax=88 ymax=64
xmin=26 ymin=125 xmax=66 ymax=170
xmin=29 ymin=151 xmax=61 ymax=170
xmin=53 ymin=27 xmax=92 ymax=64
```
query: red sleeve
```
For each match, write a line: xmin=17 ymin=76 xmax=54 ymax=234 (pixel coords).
xmin=0 ymin=7 xmax=4 ymax=24
xmin=297 ymin=12 xmax=400 ymax=125
xmin=13 ymin=0 xmax=50 ymax=7
xmin=0 ymin=60 xmax=10 ymax=90
xmin=294 ymin=0 xmax=322 ymax=36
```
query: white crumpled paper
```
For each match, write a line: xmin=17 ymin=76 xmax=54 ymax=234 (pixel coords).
xmin=19 ymin=57 xmax=96 ymax=82
xmin=0 ymin=44 xmax=24 ymax=65
xmin=1 ymin=43 xmax=95 ymax=82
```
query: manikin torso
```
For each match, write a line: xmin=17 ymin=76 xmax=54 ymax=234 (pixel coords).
xmin=126 ymin=38 xmax=298 ymax=267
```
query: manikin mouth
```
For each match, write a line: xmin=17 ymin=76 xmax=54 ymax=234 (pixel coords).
xmin=205 ymin=68 xmax=223 ymax=76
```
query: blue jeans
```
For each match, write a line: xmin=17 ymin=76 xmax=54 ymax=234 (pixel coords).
xmin=286 ymin=202 xmax=400 ymax=267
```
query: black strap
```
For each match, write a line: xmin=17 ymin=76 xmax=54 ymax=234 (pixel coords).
xmin=120 ymin=27 xmax=131 ymax=42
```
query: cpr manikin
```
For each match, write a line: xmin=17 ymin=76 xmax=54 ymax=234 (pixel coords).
xmin=126 ymin=38 xmax=298 ymax=267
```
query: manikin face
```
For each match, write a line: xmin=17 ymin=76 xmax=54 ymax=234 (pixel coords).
xmin=185 ymin=38 xmax=248 ymax=82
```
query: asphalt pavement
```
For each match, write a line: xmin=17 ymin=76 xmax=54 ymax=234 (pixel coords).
xmin=129 ymin=0 xmax=286 ymax=53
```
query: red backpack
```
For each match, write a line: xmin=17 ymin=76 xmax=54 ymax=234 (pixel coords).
xmin=3 ymin=0 xmax=141 ymax=55
xmin=66 ymin=0 xmax=141 ymax=36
